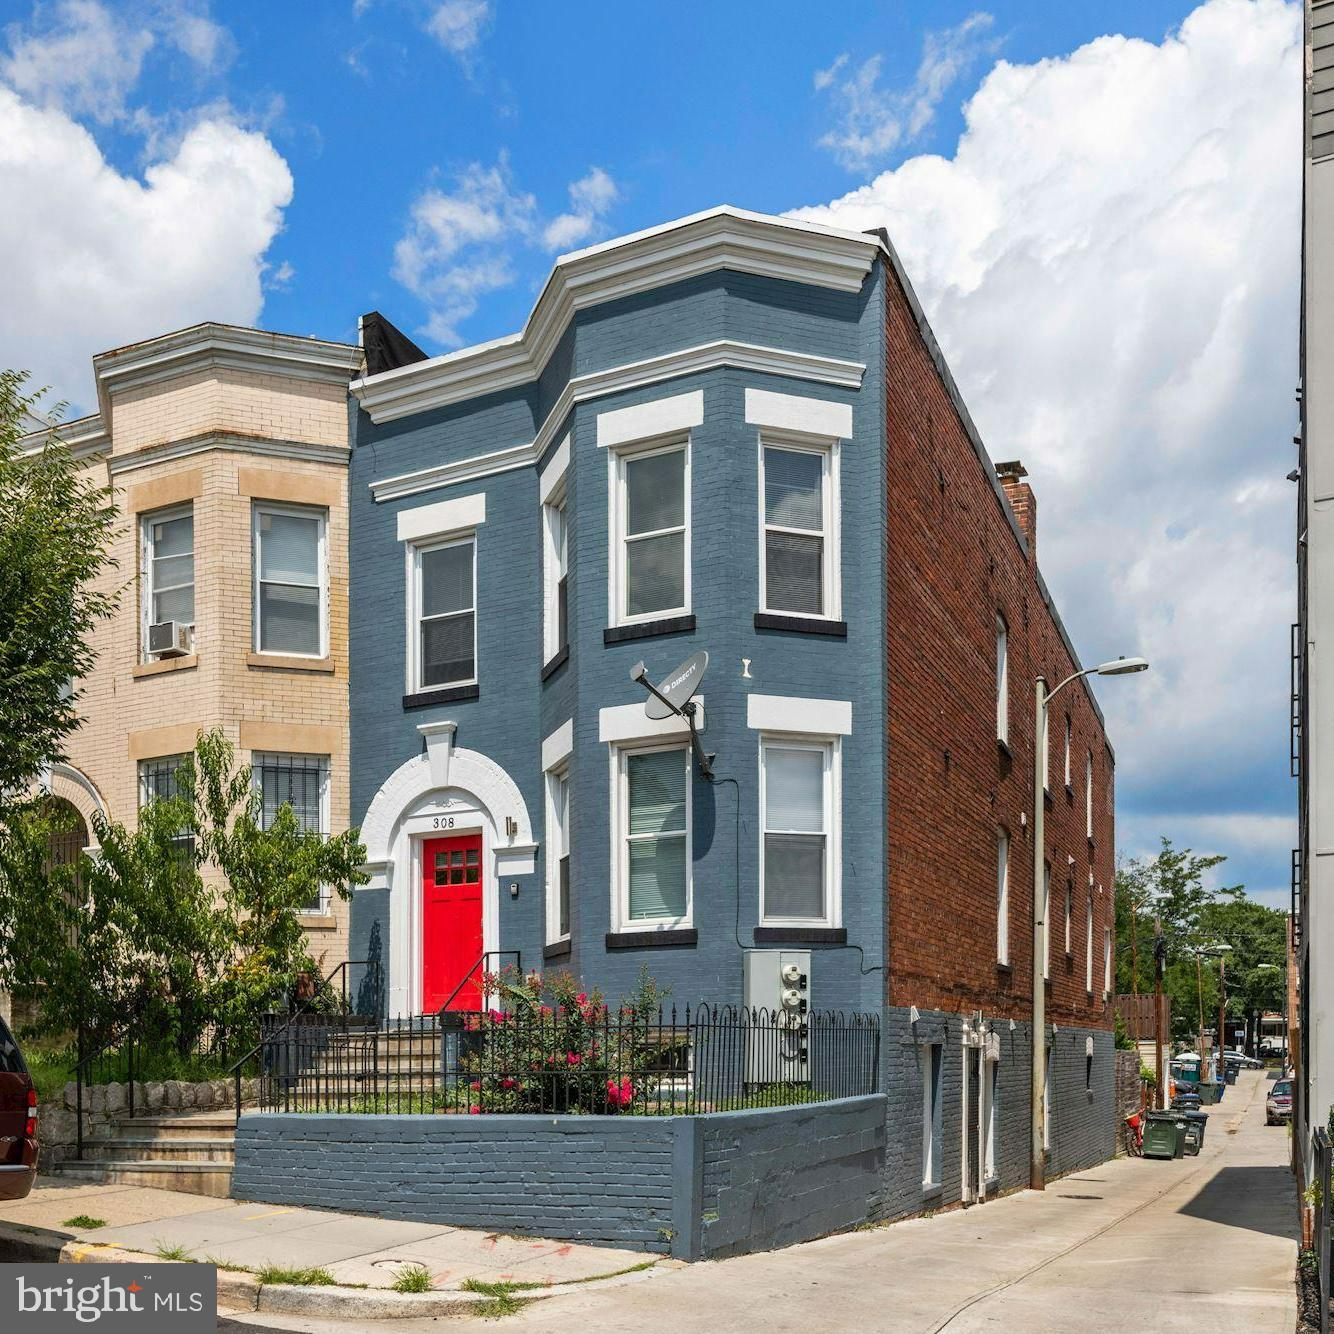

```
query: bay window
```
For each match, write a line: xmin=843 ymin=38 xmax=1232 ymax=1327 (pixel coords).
xmin=253 ymin=504 xmax=326 ymax=656
xmin=613 ymin=442 xmax=688 ymax=623
xmin=760 ymin=739 xmax=836 ymax=925
xmin=615 ymin=744 xmax=690 ymax=927
xmin=411 ymin=535 xmax=476 ymax=690
xmin=760 ymin=443 xmax=835 ymax=618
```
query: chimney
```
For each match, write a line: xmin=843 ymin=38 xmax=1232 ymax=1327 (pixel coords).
xmin=995 ymin=460 xmax=1036 ymax=557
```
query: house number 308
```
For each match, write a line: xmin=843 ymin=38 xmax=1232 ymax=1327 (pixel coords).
xmin=431 ymin=816 xmax=456 ymax=829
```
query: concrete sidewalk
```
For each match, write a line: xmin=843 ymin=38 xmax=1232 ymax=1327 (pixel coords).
xmin=0 ymin=1176 xmax=655 ymax=1291
xmin=216 ymin=1067 xmax=1294 ymax=1333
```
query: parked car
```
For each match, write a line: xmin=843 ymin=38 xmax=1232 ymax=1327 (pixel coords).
xmin=1224 ymin=1049 xmax=1263 ymax=1071
xmin=1266 ymin=1078 xmax=1294 ymax=1126
xmin=0 ymin=1016 xmax=36 ymax=1199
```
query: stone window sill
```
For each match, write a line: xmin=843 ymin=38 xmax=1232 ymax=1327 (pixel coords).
xmin=541 ymin=645 xmax=569 ymax=681
xmin=247 ymin=652 xmax=335 ymax=674
xmin=603 ymin=615 xmax=696 ymax=645
xmin=605 ymin=928 xmax=697 ymax=950
xmin=543 ymin=940 xmax=572 ymax=961
xmin=403 ymin=684 xmax=480 ymax=709
xmin=133 ymin=654 xmax=197 ymax=679
xmin=754 ymin=926 xmax=847 ymax=944
xmin=298 ymin=913 xmax=337 ymax=930
xmin=754 ymin=612 xmax=848 ymax=638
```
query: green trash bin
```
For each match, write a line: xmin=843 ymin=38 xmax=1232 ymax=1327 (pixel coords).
xmin=1143 ymin=1111 xmax=1186 ymax=1159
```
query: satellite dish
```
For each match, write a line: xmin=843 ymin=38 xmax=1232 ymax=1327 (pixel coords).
xmin=630 ymin=650 xmax=708 ymax=719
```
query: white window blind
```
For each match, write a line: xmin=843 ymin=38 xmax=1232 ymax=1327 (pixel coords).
xmin=763 ymin=446 xmax=825 ymax=615
xmin=763 ymin=745 xmax=826 ymax=920
xmin=624 ymin=748 xmax=688 ymax=921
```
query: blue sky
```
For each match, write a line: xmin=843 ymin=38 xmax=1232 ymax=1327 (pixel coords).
xmin=0 ymin=0 xmax=1302 ymax=908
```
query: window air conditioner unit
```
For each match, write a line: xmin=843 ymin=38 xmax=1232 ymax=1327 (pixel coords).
xmin=148 ymin=621 xmax=191 ymax=658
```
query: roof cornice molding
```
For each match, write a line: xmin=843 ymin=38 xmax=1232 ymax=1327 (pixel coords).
xmin=19 ymin=412 xmax=109 ymax=461
xmin=368 ymin=339 xmax=864 ymax=502
xmin=351 ymin=207 xmax=879 ymax=425
xmin=93 ymin=323 xmax=362 ymax=423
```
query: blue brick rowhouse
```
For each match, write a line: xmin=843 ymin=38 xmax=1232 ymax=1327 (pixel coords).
xmin=340 ymin=206 xmax=1119 ymax=1221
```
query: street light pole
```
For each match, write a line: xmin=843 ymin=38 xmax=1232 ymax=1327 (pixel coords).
xmin=1030 ymin=655 xmax=1149 ymax=1192
xmin=1218 ymin=953 xmax=1227 ymax=1078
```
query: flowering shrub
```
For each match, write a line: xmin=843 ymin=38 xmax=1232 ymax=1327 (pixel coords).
xmin=454 ymin=966 xmax=673 ymax=1114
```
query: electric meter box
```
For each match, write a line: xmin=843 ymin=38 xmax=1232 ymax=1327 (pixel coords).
xmin=743 ymin=949 xmax=812 ymax=1017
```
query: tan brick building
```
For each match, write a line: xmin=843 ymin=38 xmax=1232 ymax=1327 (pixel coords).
xmin=24 ymin=322 xmax=363 ymax=969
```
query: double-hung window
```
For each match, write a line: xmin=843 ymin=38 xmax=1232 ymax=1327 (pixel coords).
xmin=253 ymin=504 xmax=326 ymax=656
xmin=1063 ymin=716 xmax=1072 ymax=788
xmin=542 ymin=496 xmax=569 ymax=664
xmin=142 ymin=505 xmax=194 ymax=654
xmin=253 ymin=752 xmax=330 ymax=913
xmin=1103 ymin=924 xmax=1113 ymax=997
xmin=760 ymin=740 xmax=836 ymax=925
xmin=996 ymin=830 xmax=1010 ymax=964
xmin=1064 ymin=881 xmax=1073 ymax=954
xmin=411 ymin=536 xmax=476 ymax=690
xmin=760 ymin=443 xmax=834 ymax=618
xmin=613 ymin=443 xmax=688 ymax=623
xmin=546 ymin=767 xmax=571 ymax=942
xmin=615 ymin=744 xmax=690 ymax=928
xmin=1086 ymin=752 xmax=1095 ymax=837
xmin=995 ymin=616 xmax=1009 ymax=743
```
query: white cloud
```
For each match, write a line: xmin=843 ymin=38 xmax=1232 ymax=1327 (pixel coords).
xmin=793 ymin=0 xmax=1301 ymax=883
xmin=0 ymin=1 xmax=232 ymax=124
xmin=815 ymin=12 xmax=996 ymax=171
xmin=426 ymin=0 xmax=491 ymax=61
xmin=394 ymin=158 xmax=620 ymax=346
xmin=542 ymin=166 xmax=619 ymax=252
xmin=0 ymin=66 xmax=292 ymax=410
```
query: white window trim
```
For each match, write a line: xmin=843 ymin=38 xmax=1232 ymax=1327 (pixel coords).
xmin=252 ymin=751 xmax=332 ymax=914
xmin=756 ymin=434 xmax=842 ymax=621
xmin=996 ymin=830 xmax=1010 ymax=965
xmin=758 ymin=735 xmax=842 ymax=929
xmin=996 ymin=616 xmax=1008 ymax=744
xmin=922 ymin=1042 xmax=943 ymax=1190
xmin=140 ymin=503 xmax=195 ymax=660
xmin=544 ymin=763 xmax=571 ymax=945
xmin=396 ymin=493 xmax=486 ymax=544
xmin=1085 ymin=892 xmax=1095 ymax=991
xmin=609 ymin=740 xmax=693 ymax=933
xmin=1064 ymin=881 xmax=1072 ymax=954
xmin=542 ymin=485 xmax=568 ymax=664
xmin=607 ymin=435 xmax=691 ymax=628
xmin=1086 ymin=751 xmax=1095 ymax=837
xmin=405 ymin=531 xmax=478 ymax=694
xmin=252 ymin=502 xmax=328 ymax=659
xmin=1063 ymin=715 xmax=1072 ymax=788
xmin=746 ymin=694 xmax=851 ymax=736
xmin=1103 ymin=923 xmax=1113 ymax=997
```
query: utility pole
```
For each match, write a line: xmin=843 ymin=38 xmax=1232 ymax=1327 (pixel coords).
xmin=1196 ymin=952 xmax=1206 ymax=1077
xmin=1031 ymin=678 xmax=1048 ymax=1192
xmin=1154 ymin=918 xmax=1166 ymax=1110
xmin=1217 ymin=953 xmax=1228 ymax=1078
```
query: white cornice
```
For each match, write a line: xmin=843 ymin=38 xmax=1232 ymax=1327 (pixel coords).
xmin=18 ymin=413 xmax=109 ymax=461
xmin=351 ymin=207 xmax=879 ymax=426
xmin=93 ymin=322 xmax=362 ymax=425
xmin=368 ymin=339 xmax=865 ymax=502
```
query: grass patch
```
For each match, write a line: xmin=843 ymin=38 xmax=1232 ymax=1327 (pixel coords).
xmin=460 ymin=1281 xmax=528 ymax=1319
xmin=155 ymin=1243 xmax=193 ymax=1262
xmin=202 ymin=1255 xmax=254 ymax=1274
xmin=390 ymin=1264 xmax=434 ymax=1293
xmin=256 ymin=1264 xmax=336 ymax=1287
xmin=61 ymin=1216 xmax=106 ymax=1230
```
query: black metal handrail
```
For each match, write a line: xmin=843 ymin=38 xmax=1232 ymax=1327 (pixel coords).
xmin=73 ymin=1009 xmax=144 ymax=1161
xmin=439 ymin=950 xmax=522 ymax=1012
xmin=228 ymin=958 xmax=381 ymax=1122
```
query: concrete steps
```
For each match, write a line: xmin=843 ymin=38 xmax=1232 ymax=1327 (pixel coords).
xmin=48 ymin=1111 xmax=236 ymax=1198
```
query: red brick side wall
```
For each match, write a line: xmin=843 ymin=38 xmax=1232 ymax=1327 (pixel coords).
xmin=882 ymin=260 xmax=1116 ymax=1028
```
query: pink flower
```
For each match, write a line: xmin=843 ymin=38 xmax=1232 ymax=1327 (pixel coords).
xmin=488 ymin=1008 xmax=504 ymax=1023
xmin=575 ymin=993 xmax=587 ymax=1006
xmin=606 ymin=1077 xmax=635 ymax=1109
xmin=501 ymin=1078 xmax=516 ymax=1090
xmin=540 ymin=1005 xmax=553 ymax=1017
xmin=469 ymin=1079 xmax=481 ymax=1091
xmin=566 ymin=1051 xmax=582 ymax=1066
xmin=469 ymin=1105 xmax=481 ymax=1115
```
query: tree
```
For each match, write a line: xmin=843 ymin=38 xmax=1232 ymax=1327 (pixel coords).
xmin=1115 ymin=837 xmax=1284 ymax=1052
xmin=0 ymin=372 xmax=116 ymax=810
xmin=0 ymin=729 xmax=368 ymax=1051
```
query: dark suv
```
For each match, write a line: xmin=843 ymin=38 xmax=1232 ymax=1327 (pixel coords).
xmin=0 ymin=1016 xmax=37 ymax=1199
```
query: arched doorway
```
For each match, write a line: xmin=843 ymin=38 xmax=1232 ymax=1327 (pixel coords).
xmin=43 ymin=797 xmax=88 ymax=871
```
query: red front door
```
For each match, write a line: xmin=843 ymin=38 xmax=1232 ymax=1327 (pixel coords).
xmin=422 ymin=832 xmax=484 ymax=1013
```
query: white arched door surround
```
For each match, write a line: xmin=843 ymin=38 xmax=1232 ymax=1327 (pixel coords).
xmin=359 ymin=722 xmax=536 ymax=1015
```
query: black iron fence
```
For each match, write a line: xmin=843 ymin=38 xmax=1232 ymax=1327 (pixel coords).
xmin=256 ymin=1003 xmax=881 ymax=1116
xmin=1315 ymin=1127 xmax=1331 ymax=1334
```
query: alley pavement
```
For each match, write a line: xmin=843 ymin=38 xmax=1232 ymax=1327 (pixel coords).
xmin=215 ymin=1067 xmax=1296 ymax=1333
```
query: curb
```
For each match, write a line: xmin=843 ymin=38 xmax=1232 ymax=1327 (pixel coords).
xmin=0 ymin=1221 xmax=665 ymax=1320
